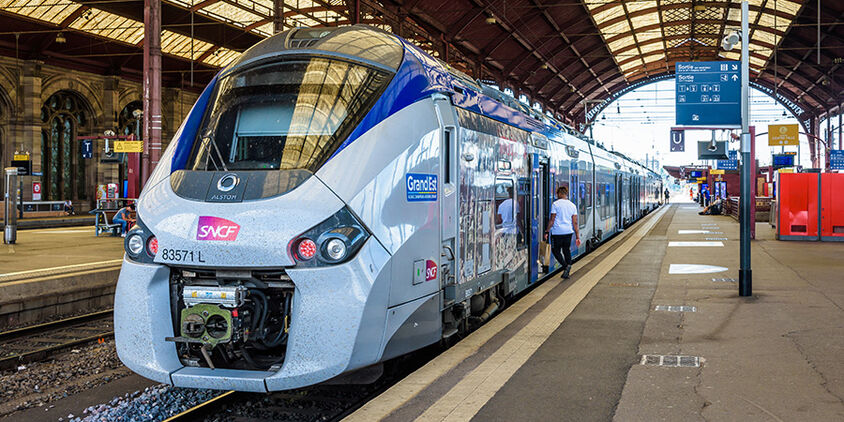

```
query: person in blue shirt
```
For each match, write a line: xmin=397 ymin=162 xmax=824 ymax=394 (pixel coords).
xmin=113 ymin=203 xmax=136 ymax=237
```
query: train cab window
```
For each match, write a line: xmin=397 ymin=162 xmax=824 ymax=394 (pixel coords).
xmin=189 ymin=57 xmax=392 ymax=172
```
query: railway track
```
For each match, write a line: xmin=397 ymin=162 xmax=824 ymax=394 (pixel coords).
xmin=0 ymin=309 xmax=114 ymax=371
xmin=164 ymin=353 xmax=434 ymax=422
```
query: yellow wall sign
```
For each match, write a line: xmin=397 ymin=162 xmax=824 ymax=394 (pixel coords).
xmin=13 ymin=154 xmax=29 ymax=161
xmin=697 ymin=177 xmax=707 ymax=182
xmin=768 ymin=124 xmax=799 ymax=146
xmin=115 ymin=141 xmax=143 ymax=153
xmin=711 ymin=169 xmax=725 ymax=174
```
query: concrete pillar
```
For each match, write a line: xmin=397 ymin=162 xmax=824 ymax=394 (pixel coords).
xmin=100 ymin=76 xmax=120 ymax=189
xmin=17 ymin=61 xmax=42 ymax=201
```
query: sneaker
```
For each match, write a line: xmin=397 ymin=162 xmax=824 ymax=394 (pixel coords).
xmin=562 ymin=265 xmax=571 ymax=279
xmin=121 ymin=233 xmax=126 ymax=238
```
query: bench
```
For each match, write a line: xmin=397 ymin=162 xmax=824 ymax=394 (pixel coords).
xmin=91 ymin=209 xmax=122 ymax=236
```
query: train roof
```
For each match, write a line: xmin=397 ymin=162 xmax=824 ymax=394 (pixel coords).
xmin=216 ymin=26 xmax=660 ymax=177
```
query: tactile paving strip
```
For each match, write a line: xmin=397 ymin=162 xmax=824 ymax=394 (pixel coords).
xmin=640 ymin=355 xmax=702 ymax=367
xmin=654 ymin=305 xmax=697 ymax=312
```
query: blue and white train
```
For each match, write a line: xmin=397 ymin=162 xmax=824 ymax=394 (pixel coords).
xmin=115 ymin=25 xmax=662 ymax=392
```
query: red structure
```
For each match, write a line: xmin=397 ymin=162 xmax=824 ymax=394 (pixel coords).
xmin=820 ymin=174 xmax=844 ymax=241
xmin=777 ymin=173 xmax=819 ymax=240
xmin=778 ymin=173 xmax=844 ymax=242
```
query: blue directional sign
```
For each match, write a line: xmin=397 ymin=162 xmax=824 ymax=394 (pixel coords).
xmin=717 ymin=159 xmax=739 ymax=170
xmin=675 ymin=61 xmax=741 ymax=126
xmin=831 ymin=150 xmax=844 ymax=170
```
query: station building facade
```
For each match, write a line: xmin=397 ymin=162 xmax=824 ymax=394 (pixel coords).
xmin=0 ymin=57 xmax=198 ymax=210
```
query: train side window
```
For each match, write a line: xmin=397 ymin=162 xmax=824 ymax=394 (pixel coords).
xmin=443 ymin=128 xmax=452 ymax=184
xmin=517 ymin=178 xmax=529 ymax=249
xmin=494 ymin=178 xmax=515 ymax=230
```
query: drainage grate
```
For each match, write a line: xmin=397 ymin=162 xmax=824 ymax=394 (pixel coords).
xmin=609 ymin=282 xmax=640 ymax=287
xmin=712 ymin=277 xmax=737 ymax=282
xmin=654 ymin=305 xmax=697 ymax=312
xmin=706 ymin=237 xmax=728 ymax=240
xmin=640 ymin=354 xmax=701 ymax=367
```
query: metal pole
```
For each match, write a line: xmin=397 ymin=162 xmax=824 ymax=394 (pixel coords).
xmin=143 ymin=0 xmax=162 ymax=188
xmin=739 ymin=0 xmax=752 ymax=296
xmin=4 ymin=167 xmax=18 ymax=244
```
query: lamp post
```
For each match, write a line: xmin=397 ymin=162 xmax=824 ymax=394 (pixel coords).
xmin=738 ymin=0 xmax=752 ymax=296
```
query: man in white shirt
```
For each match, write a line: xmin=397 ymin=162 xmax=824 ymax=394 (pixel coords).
xmin=544 ymin=186 xmax=581 ymax=279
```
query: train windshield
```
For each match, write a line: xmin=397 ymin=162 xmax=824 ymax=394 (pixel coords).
xmin=188 ymin=57 xmax=391 ymax=172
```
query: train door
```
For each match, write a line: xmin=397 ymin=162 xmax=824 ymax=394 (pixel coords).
xmin=616 ymin=173 xmax=624 ymax=231
xmin=435 ymin=97 xmax=458 ymax=308
xmin=530 ymin=154 xmax=549 ymax=281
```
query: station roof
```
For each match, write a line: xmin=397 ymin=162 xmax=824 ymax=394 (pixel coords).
xmin=0 ymin=0 xmax=840 ymax=125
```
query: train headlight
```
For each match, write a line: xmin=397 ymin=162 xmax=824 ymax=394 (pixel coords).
xmin=123 ymin=213 xmax=157 ymax=264
xmin=127 ymin=234 xmax=144 ymax=256
xmin=325 ymin=238 xmax=347 ymax=261
xmin=290 ymin=207 xmax=369 ymax=267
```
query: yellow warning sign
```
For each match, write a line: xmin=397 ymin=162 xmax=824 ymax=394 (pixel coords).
xmin=13 ymin=153 xmax=29 ymax=161
xmin=768 ymin=124 xmax=799 ymax=146
xmin=697 ymin=177 xmax=707 ymax=182
xmin=711 ymin=169 xmax=725 ymax=174
xmin=115 ymin=141 xmax=143 ymax=153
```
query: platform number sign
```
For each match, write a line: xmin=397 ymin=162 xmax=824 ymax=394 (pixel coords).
xmin=675 ymin=61 xmax=741 ymax=126
xmin=81 ymin=139 xmax=93 ymax=159
xmin=670 ymin=129 xmax=685 ymax=152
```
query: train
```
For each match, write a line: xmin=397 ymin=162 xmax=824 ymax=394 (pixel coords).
xmin=114 ymin=25 xmax=663 ymax=392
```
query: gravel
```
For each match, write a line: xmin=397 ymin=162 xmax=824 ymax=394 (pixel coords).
xmin=0 ymin=340 xmax=129 ymax=417
xmin=67 ymin=384 xmax=222 ymax=422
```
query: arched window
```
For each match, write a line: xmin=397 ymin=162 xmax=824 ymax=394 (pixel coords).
xmin=41 ymin=91 xmax=90 ymax=201
xmin=118 ymin=100 xmax=142 ymax=139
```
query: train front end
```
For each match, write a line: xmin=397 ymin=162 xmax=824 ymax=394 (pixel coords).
xmin=114 ymin=26 xmax=441 ymax=391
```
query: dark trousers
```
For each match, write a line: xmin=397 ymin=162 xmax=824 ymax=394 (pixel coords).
xmin=550 ymin=233 xmax=573 ymax=269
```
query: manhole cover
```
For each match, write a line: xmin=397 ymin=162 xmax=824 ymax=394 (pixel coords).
xmin=640 ymin=354 xmax=701 ymax=367
xmin=654 ymin=305 xmax=697 ymax=312
xmin=711 ymin=277 xmax=737 ymax=283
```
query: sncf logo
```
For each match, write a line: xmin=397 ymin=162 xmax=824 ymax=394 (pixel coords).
xmin=196 ymin=216 xmax=240 ymax=241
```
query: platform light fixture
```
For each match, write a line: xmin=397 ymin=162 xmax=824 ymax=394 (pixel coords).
xmin=55 ymin=32 xmax=66 ymax=44
xmin=721 ymin=30 xmax=741 ymax=51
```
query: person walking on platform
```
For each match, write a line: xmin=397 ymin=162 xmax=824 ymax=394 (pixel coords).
xmin=544 ymin=186 xmax=581 ymax=279
xmin=664 ymin=188 xmax=670 ymax=204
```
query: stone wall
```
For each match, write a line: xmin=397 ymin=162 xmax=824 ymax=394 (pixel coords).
xmin=0 ymin=56 xmax=199 ymax=209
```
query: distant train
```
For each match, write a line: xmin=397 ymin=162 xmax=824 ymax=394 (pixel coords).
xmin=114 ymin=25 xmax=662 ymax=392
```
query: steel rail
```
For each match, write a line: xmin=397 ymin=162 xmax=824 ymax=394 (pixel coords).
xmin=0 ymin=309 xmax=114 ymax=370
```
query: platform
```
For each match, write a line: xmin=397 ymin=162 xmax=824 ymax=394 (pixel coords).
xmin=0 ymin=227 xmax=124 ymax=328
xmin=346 ymin=203 xmax=844 ymax=421
xmin=1 ymin=214 xmax=95 ymax=230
